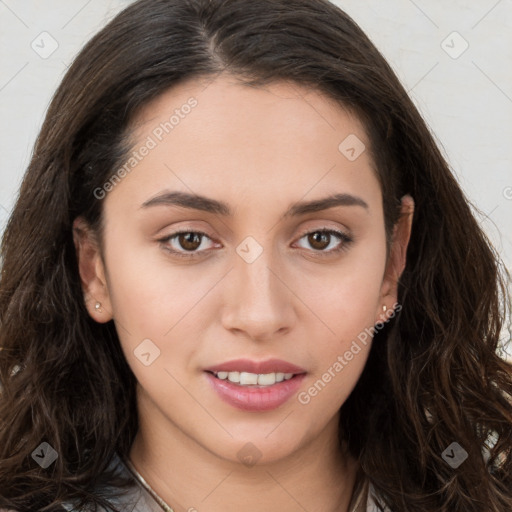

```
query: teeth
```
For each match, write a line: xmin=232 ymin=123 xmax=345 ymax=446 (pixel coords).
xmin=240 ymin=372 xmax=258 ymax=385
xmin=257 ymin=373 xmax=275 ymax=386
xmin=227 ymin=371 xmax=240 ymax=383
xmin=214 ymin=371 xmax=295 ymax=386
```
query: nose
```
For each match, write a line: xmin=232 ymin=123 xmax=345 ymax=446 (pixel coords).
xmin=220 ymin=243 xmax=296 ymax=342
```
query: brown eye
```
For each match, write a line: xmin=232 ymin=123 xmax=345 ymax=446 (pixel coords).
xmin=178 ymin=232 xmax=203 ymax=251
xmin=307 ymin=232 xmax=331 ymax=250
xmin=159 ymin=230 xmax=216 ymax=258
xmin=295 ymin=228 xmax=353 ymax=255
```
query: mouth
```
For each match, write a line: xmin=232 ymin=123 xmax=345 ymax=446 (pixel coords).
xmin=203 ymin=358 xmax=307 ymax=411
xmin=204 ymin=361 xmax=307 ymax=411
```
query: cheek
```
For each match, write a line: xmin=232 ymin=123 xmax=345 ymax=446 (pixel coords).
xmin=102 ymin=233 xmax=224 ymax=378
xmin=103 ymin=228 xmax=205 ymax=329
xmin=296 ymin=265 xmax=380 ymax=413
xmin=297 ymin=342 xmax=370 ymax=421
xmin=297 ymin=241 xmax=386 ymax=342
xmin=291 ymin=237 xmax=386 ymax=406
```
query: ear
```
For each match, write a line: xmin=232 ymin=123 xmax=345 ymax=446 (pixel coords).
xmin=376 ymin=194 xmax=414 ymax=323
xmin=73 ymin=217 xmax=113 ymax=323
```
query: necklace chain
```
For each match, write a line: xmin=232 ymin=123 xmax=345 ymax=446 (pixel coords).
xmin=123 ymin=457 xmax=175 ymax=512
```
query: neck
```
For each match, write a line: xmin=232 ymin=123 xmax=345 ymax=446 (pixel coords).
xmin=128 ymin=392 xmax=360 ymax=512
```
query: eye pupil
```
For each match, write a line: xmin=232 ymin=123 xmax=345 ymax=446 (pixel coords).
xmin=308 ymin=232 xmax=330 ymax=250
xmin=179 ymin=232 xmax=202 ymax=251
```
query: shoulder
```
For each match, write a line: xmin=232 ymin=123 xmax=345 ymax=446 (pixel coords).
xmin=60 ymin=451 xmax=163 ymax=512
xmin=58 ymin=451 xmax=139 ymax=511
xmin=349 ymin=472 xmax=394 ymax=512
xmin=365 ymin=482 xmax=394 ymax=512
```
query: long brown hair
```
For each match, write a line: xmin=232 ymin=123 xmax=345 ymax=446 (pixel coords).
xmin=1 ymin=0 xmax=511 ymax=510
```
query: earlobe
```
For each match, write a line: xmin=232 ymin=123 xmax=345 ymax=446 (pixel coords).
xmin=377 ymin=194 xmax=414 ymax=323
xmin=72 ymin=217 xmax=113 ymax=323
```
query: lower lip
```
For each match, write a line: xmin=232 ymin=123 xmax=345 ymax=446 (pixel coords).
xmin=205 ymin=372 xmax=306 ymax=411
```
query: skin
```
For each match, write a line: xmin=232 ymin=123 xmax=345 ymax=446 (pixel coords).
xmin=74 ymin=74 xmax=414 ymax=512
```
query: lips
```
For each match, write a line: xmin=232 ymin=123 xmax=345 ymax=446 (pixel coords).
xmin=204 ymin=358 xmax=306 ymax=375
xmin=205 ymin=372 xmax=306 ymax=411
xmin=203 ymin=358 xmax=307 ymax=411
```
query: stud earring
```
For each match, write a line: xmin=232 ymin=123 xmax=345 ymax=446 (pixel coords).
xmin=95 ymin=302 xmax=102 ymax=311
xmin=382 ymin=304 xmax=387 ymax=312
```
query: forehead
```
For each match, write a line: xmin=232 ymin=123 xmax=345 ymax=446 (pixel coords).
xmin=132 ymin=74 xmax=369 ymax=149
xmin=107 ymin=75 xmax=380 ymax=214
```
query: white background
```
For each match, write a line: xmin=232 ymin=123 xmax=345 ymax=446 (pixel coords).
xmin=0 ymin=0 xmax=511 ymax=358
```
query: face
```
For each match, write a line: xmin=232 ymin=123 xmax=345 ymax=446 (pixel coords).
xmin=74 ymin=75 xmax=413 ymax=465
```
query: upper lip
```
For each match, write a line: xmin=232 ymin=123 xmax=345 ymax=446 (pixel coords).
xmin=204 ymin=358 xmax=306 ymax=374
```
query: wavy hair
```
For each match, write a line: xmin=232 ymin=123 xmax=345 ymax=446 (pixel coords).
xmin=1 ymin=0 xmax=511 ymax=510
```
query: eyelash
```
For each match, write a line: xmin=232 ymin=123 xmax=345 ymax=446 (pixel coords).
xmin=158 ymin=228 xmax=353 ymax=260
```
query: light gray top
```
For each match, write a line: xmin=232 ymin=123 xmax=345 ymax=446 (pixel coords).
xmin=59 ymin=452 xmax=390 ymax=512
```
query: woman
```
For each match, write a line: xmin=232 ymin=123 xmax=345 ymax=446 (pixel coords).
xmin=0 ymin=0 xmax=511 ymax=511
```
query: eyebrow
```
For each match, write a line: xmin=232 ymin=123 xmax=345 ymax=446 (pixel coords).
xmin=140 ymin=191 xmax=369 ymax=218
